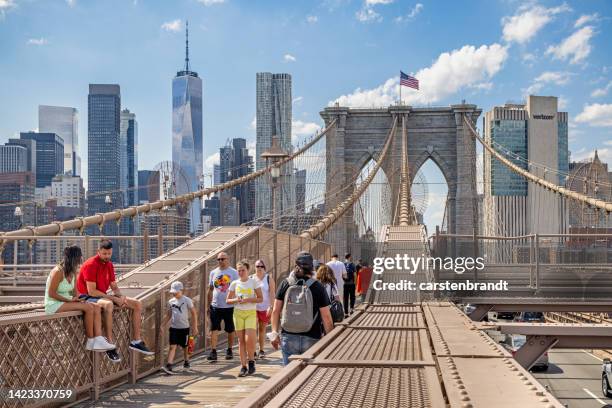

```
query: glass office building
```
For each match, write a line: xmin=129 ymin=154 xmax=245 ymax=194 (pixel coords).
xmin=38 ymin=105 xmax=80 ymax=176
xmin=172 ymin=23 xmax=202 ymax=233
xmin=483 ymin=96 xmax=569 ymax=238
xmin=18 ymin=132 xmax=64 ymax=188
xmin=88 ymin=84 xmax=121 ymax=235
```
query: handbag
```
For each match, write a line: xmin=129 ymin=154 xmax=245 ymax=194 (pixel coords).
xmin=328 ymin=283 xmax=344 ymax=323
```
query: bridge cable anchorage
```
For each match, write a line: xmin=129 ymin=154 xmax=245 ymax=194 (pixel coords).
xmin=464 ymin=116 xmax=612 ymax=213
xmin=300 ymin=116 xmax=399 ymax=239
xmin=0 ymin=119 xmax=336 ymax=239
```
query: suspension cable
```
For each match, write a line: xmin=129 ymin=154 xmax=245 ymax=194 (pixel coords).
xmin=301 ymin=116 xmax=398 ymax=239
xmin=0 ymin=120 xmax=337 ymax=243
xmin=464 ymin=116 xmax=612 ymax=213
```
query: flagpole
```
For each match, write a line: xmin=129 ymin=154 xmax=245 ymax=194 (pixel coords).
xmin=399 ymin=72 xmax=402 ymax=105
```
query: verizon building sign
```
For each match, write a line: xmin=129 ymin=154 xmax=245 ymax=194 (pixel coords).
xmin=533 ymin=114 xmax=555 ymax=120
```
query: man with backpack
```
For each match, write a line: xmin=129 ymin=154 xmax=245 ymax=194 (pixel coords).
xmin=343 ymin=253 xmax=357 ymax=317
xmin=269 ymin=251 xmax=334 ymax=365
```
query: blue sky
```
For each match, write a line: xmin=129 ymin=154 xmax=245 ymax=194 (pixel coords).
xmin=0 ymin=0 xmax=611 ymax=230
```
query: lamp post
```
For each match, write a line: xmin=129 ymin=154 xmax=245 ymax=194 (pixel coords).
xmin=261 ymin=136 xmax=289 ymax=231
xmin=13 ymin=206 xmax=23 ymax=282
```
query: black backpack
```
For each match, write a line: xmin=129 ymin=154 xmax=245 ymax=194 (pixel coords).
xmin=328 ymin=283 xmax=344 ymax=323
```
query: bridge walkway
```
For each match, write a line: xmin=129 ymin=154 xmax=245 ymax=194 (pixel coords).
xmin=76 ymin=344 xmax=283 ymax=408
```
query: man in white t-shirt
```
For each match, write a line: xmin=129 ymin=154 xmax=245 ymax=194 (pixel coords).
xmin=326 ymin=253 xmax=347 ymax=302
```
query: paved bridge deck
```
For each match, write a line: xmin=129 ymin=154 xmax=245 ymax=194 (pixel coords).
xmin=76 ymin=344 xmax=283 ymax=408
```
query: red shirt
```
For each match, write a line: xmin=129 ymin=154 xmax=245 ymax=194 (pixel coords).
xmin=77 ymin=255 xmax=116 ymax=296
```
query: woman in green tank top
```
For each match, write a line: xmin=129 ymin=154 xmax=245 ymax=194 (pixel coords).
xmin=45 ymin=245 xmax=115 ymax=352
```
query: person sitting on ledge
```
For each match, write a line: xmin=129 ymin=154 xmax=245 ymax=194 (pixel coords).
xmin=76 ymin=239 xmax=154 ymax=363
xmin=45 ymin=245 xmax=115 ymax=352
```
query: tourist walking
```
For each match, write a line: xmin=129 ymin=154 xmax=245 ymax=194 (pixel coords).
xmin=343 ymin=253 xmax=357 ymax=317
xmin=252 ymin=259 xmax=275 ymax=359
xmin=226 ymin=261 xmax=263 ymax=376
xmin=206 ymin=251 xmax=239 ymax=362
xmin=161 ymin=281 xmax=198 ymax=375
xmin=326 ymin=254 xmax=346 ymax=302
xmin=270 ymin=252 xmax=333 ymax=365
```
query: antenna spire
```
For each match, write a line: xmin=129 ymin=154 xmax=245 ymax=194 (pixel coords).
xmin=185 ymin=20 xmax=190 ymax=71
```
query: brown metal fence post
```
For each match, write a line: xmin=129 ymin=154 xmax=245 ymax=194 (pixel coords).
xmin=12 ymin=240 xmax=17 ymax=287
xmin=534 ymin=233 xmax=540 ymax=291
xmin=92 ymin=351 xmax=100 ymax=400
xmin=143 ymin=225 xmax=149 ymax=262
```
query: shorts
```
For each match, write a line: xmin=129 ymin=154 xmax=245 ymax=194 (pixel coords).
xmin=210 ymin=306 xmax=235 ymax=333
xmin=256 ymin=310 xmax=270 ymax=324
xmin=78 ymin=294 xmax=101 ymax=303
xmin=169 ymin=327 xmax=190 ymax=347
xmin=233 ymin=309 xmax=257 ymax=331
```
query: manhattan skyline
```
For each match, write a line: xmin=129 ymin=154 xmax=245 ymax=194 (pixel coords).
xmin=0 ymin=0 xmax=610 ymax=230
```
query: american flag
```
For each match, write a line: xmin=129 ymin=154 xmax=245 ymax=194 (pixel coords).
xmin=400 ymin=71 xmax=419 ymax=90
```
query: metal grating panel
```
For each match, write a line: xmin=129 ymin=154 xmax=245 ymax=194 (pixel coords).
xmin=350 ymin=311 xmax=424 ymax=328
xmin=320 ymin=328 xmax=429 ymax=362
xmin=278 ymin=367 xmax=437 ymax=408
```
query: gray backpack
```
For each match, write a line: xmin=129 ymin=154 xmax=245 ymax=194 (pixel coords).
xmin=280 ymin=275 xmax=318 ymax=333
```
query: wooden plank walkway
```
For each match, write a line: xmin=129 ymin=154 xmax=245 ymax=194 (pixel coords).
xmin=77 ymin=344 xmax=283 ymax=407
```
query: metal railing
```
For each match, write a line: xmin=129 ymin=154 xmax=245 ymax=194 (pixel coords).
xmin=0 ymin=227 xmax=330 ymax=407
xmin=431 ymin=232 xmax=612 ymax=294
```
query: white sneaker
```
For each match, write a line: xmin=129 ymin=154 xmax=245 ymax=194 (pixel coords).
xmin=93 ymin=336 xmax=116 ymax=351
xmin=85 ymin=338 xmax=95 ymax=351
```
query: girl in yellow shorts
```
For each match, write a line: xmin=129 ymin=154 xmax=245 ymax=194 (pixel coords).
xmin=227 ymin=260 xmax=263 ymax=377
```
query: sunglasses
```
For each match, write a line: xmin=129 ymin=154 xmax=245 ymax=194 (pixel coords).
xmin=217 ymin=257 xmax=227 ymax=261
xmin=256 ymin=265 xmax=265 ymax=268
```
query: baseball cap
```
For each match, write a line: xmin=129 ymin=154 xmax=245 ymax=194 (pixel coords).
xmin=169 ymin=281 xmax=184 ymax=293
xmin=296 ymin=251 xmax=314 ymax=270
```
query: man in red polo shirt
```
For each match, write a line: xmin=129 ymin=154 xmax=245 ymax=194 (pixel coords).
xmin=77 ymin=239 xmax=153 ymax=362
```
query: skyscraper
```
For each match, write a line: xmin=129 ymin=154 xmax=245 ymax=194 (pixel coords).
xmin=483 ymin=95 xmax=569 ymax=241
xmin=255 ymin=72 xmax=293 ymax=220
xmin=18 ymin=132 xmax=64 ymax=188
xmin=172 ymin=21 xmax=203 ymax=233
xmin=120 ymin=109 xmax=139 ymax=209
xmin=88 ymin=84 xmax=121 ymax=235
xmin=0 ymin=144 xmax=28 ymax=173
xmin=38 ymin=105 xmax=80 ymax=176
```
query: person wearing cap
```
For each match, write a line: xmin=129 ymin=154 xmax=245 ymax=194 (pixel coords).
xmin=270 ymin=251 xmax=334 ymax=365
xmin=161 ymin=281 xmax=198 ymax=375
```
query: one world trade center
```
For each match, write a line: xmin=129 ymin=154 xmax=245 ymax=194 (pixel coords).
xmin=172 ymin=21 xmax=203 ymax=233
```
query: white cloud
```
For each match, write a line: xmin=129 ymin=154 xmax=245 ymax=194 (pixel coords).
xmin=161 ymin=19 xmax=182 ymax=32
xmin=0 ymin=0 xmax=15 ymax=17
xmin=204 ymin=152 xmax=220 ymax=174
xmin=591 ymin=81 xmax=612 ymax=98
xmin=395 ymin=3 xmax=423 ymax=23
xmin=356 ymin=0 xmax=394 ymax=22
xmin=197 ymin=0 xmax=226 ymax=5
xmin=249 ymin=116 xmax=256 ymax=130
xmin=306 ymin=15 xmax=318 ymax=24
xmin=501 ymin=3 xmax=571 ymax=44
xmin=331 ymin=43 xmax=508 ymax=107
xmin=356 ymin=7 xmax=381 ymax=22
xmin=575 ymin=13 xmax=598 ymax=28
xmin=293 ymin=96 xmax=304 ymax=105
xmin=575 ymin=103 xmax=612 ymax=127
xmin=558 ymin=96 xmax=569 ymax=110
xmin=27 ymin=38 xmax=48 ymax=46
xmin=283 ymin=54 xmax=296 ymax=63
xmin=66 ymin=0 xmax=76 ymax=6
xmin=523 ymin=71 xmax=572 ymax=95
xmin=546 ymin=26 xmax=594 ymax=64
xmin=292 ymin=120 xmax=322 ymax=143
